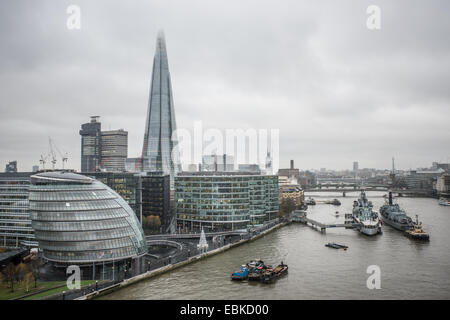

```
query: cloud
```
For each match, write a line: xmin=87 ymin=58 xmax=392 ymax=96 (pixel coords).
xmin=0 ymin=0 xmax=449 ymax=171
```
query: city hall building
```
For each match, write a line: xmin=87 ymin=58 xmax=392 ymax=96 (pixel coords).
xmin=175 ymin=172 xmax=279 ymax=233
xmin=29 ymin=171 xmax=148 ymax=279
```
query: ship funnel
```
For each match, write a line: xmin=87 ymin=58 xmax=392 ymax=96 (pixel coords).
xmin=388 ymin=191 xmax=393 ymax=205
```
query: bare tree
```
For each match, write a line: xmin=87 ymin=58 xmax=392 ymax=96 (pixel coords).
xmin=1 ymin=263 xmax=17 ymax=292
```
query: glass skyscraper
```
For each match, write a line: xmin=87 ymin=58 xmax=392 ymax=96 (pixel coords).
xmin=141 ymin=31 xmax=181 ymax=188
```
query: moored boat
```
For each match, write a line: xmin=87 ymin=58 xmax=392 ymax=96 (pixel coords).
xmin=352 ymin=191 xmax=381 ymax=236
xmin=231 ymin=265 xmax=249 ymax=281
xmin=379 ymin=191 xmax=414 ymax=231
xmin=439 ymin=197 xmax=450 ymax=206
xmin=325 ymin=242 xmax=348 ymax=250
xmin=405 ymin=215 xmax=430 ymax=241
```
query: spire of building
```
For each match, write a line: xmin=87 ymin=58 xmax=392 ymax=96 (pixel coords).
xmin=142 ymin=31 xmax=181 ymax=188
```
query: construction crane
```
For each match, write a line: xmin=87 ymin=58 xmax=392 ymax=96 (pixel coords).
xmin=48 ymin=137 xmax=69 ymax=170
xmin=39 ymin=154 xmax=47 ymax=170
xmin=48 ymin=137 xmax=57 ymax=170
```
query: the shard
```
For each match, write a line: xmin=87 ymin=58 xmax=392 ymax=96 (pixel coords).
xmin=141 ymin=31 xmax=181 ymax=187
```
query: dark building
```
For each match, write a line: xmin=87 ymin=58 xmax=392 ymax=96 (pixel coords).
xmin=84 ymin=172 xmax=171 ymax=233
xmin=79 ymin=116 xmax=102 ymax=172
xmin=5 ymin=161 xmax=17 ymax=173
xmin=141 ymin=173 xmax=171 ymax=233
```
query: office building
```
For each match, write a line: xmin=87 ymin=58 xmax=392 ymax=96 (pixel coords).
xmin=202 ymin=154 xmax=234 ymax=172
xmin=29 ymin=171 xmax=147 ymax=279
xmin=85 ymin=171 xmax=171 ymax=233
xmin=0 ymin=172 xmax=37 ymax=248
xmin=238 ymin=164 xmax=261 ymax=173
xmin=101 ymin=129 xmax=128 ymax=172
xmin=353 ymin=161 xmax=359 ymax=171
xmin=141 ymin=31 xmax=181 ymax=188
xmin=175 ymin=172 xmax=278 ymax=233
xmin=79 ymin=116 xmax=102 ymax=172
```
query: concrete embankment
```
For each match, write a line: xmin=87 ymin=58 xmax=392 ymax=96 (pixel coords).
xmin=78 ymin=222 xmax=288 ymax=300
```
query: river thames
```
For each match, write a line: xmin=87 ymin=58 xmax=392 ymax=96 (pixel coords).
xmin=102 ymin=191 xmax=450 ymax=300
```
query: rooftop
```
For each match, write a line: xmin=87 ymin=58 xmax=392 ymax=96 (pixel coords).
xmin=31 ymin=171 xmax=94 ymax=184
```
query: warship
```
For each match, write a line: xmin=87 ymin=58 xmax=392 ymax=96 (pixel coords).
xmin=352 ymin=191 xmax=381 ymax=236
xmin=379 ymin=191 xmax=414 ymax=231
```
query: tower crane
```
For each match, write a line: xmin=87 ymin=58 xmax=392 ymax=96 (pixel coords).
xmin=39 ymin=154 xmax=47 ymax=170
xmin=48 ymin=137 xmax=69 ymax=170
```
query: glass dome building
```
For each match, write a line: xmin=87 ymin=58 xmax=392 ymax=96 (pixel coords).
xmin=29 ymin=171 xmax=147 ymax=268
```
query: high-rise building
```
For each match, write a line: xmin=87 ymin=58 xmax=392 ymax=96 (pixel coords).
xmin=79 ymin=116 xmax=101 ymax=172
xmin=141 ymin=31 xmax=181 ymax=188
xmin=5 ymin=161 xmax=17 ymax=173
xmin=101 ymin=129 xmax=128 ymax=172
xmin=353 ymin=161 xmax=359 ymax=171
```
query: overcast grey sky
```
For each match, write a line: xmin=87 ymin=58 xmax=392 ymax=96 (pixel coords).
xmin=1 ymin=0 xmax=449 ymax=172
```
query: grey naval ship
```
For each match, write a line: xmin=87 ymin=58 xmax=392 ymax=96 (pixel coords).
xmin=379 ymin=191 xmax=414 ymax=231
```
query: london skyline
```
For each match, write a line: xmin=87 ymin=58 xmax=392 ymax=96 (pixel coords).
xmin=1 ymin=0 xmax=449 ymax=172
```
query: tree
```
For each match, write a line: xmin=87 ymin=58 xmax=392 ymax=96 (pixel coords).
xmin=15 ymin=263 xmax=29 ymax=283
xmin=31 ymin=258 xmax=40 ymax=288
xmin=24 ymin=272 xmax=34 ymax=293
xmin=279 ymin=197 xmax=296 ymax=218
xmin=1 ymin=263 xmax=17 ymax=292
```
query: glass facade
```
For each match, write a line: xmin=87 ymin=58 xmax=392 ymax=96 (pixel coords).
xmin=141 ymin=31 xmax=181 ymax=188
xmin=0 ymin=173 xmax=36 ymax=248
xmin=175 ymin=173 xmax=279 ymax=233
xmin=100 ymin=130 xmax=128 ymax=172
xmin=79 ymin=117 xmax=101 ymax=172
xmin=29 ymin=171 xmax=147 ymax=264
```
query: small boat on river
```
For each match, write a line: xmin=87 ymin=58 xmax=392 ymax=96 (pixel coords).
xmin=325 ymin=242 xmax=348 ymax=250
xmin=261 ymin=262 xmax=288 ymax=284
xmin=231 ymin=265 xmax=249 ymax=281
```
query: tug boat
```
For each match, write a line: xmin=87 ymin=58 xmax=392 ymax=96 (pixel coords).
xmin=231 ymin=265 xmax=249 ymax=281
xmin=405 ymin=215 xmax=430 ymax=241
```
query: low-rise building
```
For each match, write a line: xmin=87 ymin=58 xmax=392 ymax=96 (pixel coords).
xmin=435 ymin=174 xmax=450 ymax=196
xmin=279 ymin=185 xmax=304 ymax=207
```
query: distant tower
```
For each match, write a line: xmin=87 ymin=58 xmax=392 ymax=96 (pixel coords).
xmin=392 ymin=157 xmax=395 ymax=174
xmin=353 ymin=161 xmax=359 ymax=172
xmin=390 ymin=157 xmax=396 ymax=187
xmin=5 ymin=161 xmax=17 ymax=173
xmin=265 ymin=149 xmax=273 ymax=175
xmin=141 ymin=31 xmax=181 ymax=188
xmin=290 ymin=160 xmax=294 ymax=170
xmin=80 ymin=116 xmax=101 ymax=172
xmin=101 ymin=129 xmax=128 ymax=172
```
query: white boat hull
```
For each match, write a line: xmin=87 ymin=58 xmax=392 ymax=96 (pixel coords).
xmin=360 ymin=226 xmax=380 ymax=236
